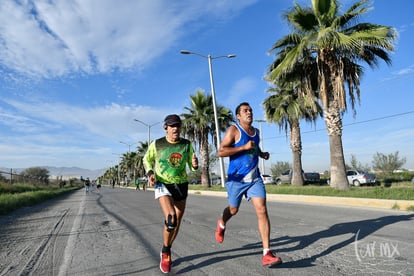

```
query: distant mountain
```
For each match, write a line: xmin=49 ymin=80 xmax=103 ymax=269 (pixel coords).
xmin=45 ymin=166 xmax=105 ymax=179
xmin=0 ymin=166 xmax=105 ymax=180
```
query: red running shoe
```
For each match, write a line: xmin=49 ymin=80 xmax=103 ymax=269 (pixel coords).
xmin=262 ymin=251 xmax=282 ymax=267
xmin=160 ymin=252 xmax=172 ymax=273
xmin=215 ymin=219 xmax=225 ymax=243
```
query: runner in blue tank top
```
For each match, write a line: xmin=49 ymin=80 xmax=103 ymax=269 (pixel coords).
xmin=214 ymin=102 xmax=282 ymax=267
xmin=227 ymin=122 xmax=261 ymax=183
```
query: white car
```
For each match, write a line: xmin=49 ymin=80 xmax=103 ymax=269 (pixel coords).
xmin=346 ymin=169 xmax=376 ymax=186
xmin=262 ymin=174 xmax=275 ymax=184
xmin=327 ymin=169 xmax=377 ymax=186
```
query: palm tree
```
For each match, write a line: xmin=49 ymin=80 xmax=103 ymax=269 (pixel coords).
xmin=181 ymin=90 xmax=234 ymax=187
xmin=265 ymin=18 xmax=320 ymax=186
xmin=103 ymin=166 xmax=118 ymax=182
xmin=134 ymin=141 xmax=148 ymax=177
xmin=263 ymin=81 xmax=322 ymax=186
xmin=121 ymin=151 xmax=136 ymax=184
xmin=267 ymin=0 xmax=396 ymax=190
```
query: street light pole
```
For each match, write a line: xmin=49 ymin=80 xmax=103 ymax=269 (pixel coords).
xmin=180 ymin=50 xmax=236 ymax=187
xmin=134 ymin=119 xmax=161 ymax=146
xmin=207 ymin=54 xmax=227 ymax=188
xmin=119 ymin=141 xmax=132 ymax=153
xmin=254 ymin=119 xmax=266 ymax=174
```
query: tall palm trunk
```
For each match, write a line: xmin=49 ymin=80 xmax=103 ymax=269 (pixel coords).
xmin=324 ymin=105 xmax=348 ymax=189
xmin=290 ymin=121 xmax=304 ymax=186
xmin=319 ymin=50 xmax=348 ymax=189
xmin=199 ymin=133 xmax=211 ymax=188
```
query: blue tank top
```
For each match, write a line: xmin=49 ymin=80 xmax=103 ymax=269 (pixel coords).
xmin=227 ymin=124 xmax=261 ymax=182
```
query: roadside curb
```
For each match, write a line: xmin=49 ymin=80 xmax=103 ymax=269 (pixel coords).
xmin=267 ymin=194 xmax=414 ymax=211
xmin=188 ymin=190 xmax=414 ymax=211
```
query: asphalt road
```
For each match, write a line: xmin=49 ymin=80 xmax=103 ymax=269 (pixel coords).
xmin=0 ymin=186 xmax=413 ymax=276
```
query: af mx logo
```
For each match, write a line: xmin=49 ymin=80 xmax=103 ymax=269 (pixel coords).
xmin=354 ymin=229 xmax=400 ymax=262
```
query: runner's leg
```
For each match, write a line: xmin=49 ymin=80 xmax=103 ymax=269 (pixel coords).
xmin=251 ymin=197 xmax=270 ymax=249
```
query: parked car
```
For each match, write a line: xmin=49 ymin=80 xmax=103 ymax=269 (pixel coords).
xmin=303 ymin=172 xmax=321 ymax=184
xmin=210 ymin=177 xmax=221 ymax=185
xmin=275 ymin=169 xmax=320 ymax=185
xmin=262 ymin=174 xmax=275 ymax=184
xmin=346 ymin=169 xmax=376 ymax=186
xmin=190 ymin=178 xmax=201 ymax=184
xmin=327 ymin=169 xmax=377 ymax=186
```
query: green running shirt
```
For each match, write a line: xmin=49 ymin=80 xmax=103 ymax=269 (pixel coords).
xmin=143 ymin=137 xmax=196 ymax=184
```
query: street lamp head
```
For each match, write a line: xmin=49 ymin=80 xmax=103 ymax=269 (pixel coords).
xmin=180 ymin=50 xmax=206 ymax=58
xmin=181 ymin=50 xmax=236 ymax=59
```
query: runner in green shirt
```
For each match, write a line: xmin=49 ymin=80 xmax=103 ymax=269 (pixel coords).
xmin=143 ymin=114 xmax=198 ymax=273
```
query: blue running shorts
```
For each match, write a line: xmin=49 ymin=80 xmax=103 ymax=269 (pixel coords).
xmin=225 ymin=178 xmax=266 ymax=208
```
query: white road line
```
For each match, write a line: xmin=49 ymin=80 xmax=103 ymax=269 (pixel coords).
xmin=58 ymin=192 xmax=86 ymax=276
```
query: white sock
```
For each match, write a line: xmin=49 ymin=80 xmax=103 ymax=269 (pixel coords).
xmin=263 ymin=248 xmax=270 ymax=256
xmin=219 ymin=221 xmax=225 ymax=229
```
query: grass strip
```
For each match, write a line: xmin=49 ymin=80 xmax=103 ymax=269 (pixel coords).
xmin=189 ymin=184 xmax=414 ymax=201
xmin=0 ymin=187 xmax=79 ymax=215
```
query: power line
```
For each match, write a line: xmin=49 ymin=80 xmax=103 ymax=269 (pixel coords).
xmin=265 ymin=110 xmax=414 ymax=140
xmin=343 ymin=110 xmax=414 ymax=127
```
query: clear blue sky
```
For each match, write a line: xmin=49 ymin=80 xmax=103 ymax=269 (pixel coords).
xmin=1 ymin=0 xmax=413 ymax=174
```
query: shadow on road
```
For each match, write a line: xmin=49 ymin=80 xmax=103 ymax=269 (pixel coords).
xmin=175 ymin=214 xmax=413 ymax=273
xmin=174 ymin=245 xmax=263 ymax=274
xmin=256 ymin=214 xmax=413 ymax=269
